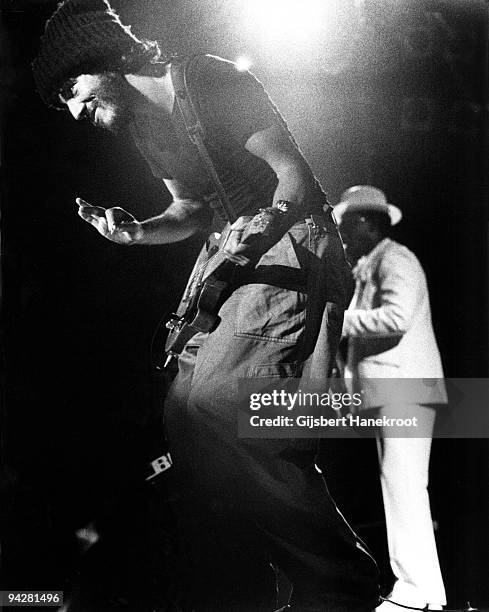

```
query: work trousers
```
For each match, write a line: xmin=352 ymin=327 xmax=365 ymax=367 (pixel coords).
xmin=164 ymin=214 xmax=380 ymax=611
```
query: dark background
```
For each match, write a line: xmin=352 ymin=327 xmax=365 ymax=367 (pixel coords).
xmin=1 ymin=0 xmax=489 ymax=609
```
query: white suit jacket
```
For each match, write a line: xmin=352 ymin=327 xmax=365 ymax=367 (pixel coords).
xmin=342 ymin=238 xmax=447 ymax=408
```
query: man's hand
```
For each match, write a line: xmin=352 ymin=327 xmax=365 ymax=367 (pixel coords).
xmin=222 ymin=210 xmax=285 ymax=266
xmin=221 ymin=216 xmax=255 ymax=266
xmin=76 ymin=198 xmax=144 ymax=245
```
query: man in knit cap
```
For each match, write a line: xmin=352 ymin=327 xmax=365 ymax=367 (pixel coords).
xmin=33 ymin=2 xmax=379 ymax=610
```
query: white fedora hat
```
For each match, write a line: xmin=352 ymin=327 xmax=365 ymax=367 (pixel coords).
xmin=333 ymin=185 xmax=402 ymax=226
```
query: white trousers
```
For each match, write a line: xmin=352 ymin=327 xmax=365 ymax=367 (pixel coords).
xmin=376 ymin=404 xmax=446 ymax=607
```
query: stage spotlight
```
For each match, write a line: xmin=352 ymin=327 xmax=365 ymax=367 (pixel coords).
xmin=236 ymin=56 xmax=253 ymax=71
xmin=240 ymin=0 xmax=340 ymax=46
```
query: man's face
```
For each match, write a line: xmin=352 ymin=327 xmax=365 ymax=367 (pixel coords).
xmin=338 ymin=211 xmax=373 ymax=263
xmin=59 ymin=73 xmax=133 ymax=133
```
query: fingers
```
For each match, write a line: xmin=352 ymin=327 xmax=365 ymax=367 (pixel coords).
xmin=105 ymin=207 xmax=136 ymax=233
xmin=76 ymin=197 xmax=97 ymax=208
xmin=77 ymin=205 xmax=109 ymax=236
xmin=112 ymin=221 xmax=142 ymax=242
xmin=225 ymin=228 xmax=244 ymax=247
xmin=222 ymin=252 xmax=250 ymax=266
xmin=229 ymin=216 xmax=251 ymax=231
xmin=78 ymin=207 xmax=107 ymax=222
xmin=76 ymin=197 xmax=106 ymax=225
xmin=225 ymin=216 xmax=251 ymax=247
xmin=75 ymin=198 xmax=140 ymax=243
xmin=79 ymin=211 xmax=110 ymax=235
xmin=222 ymin=218 xmax=252 ymax=266
xmin=76 ymin=198 xmax=105 ymax=213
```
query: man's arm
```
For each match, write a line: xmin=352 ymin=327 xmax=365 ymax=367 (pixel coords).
xmin=138 ymin=179 xmax=212 ymax=244
xmin=245 ymin=124 xmax=314 ymax=211
xmin=342 ymin=247 xmax=424 ymax=338
xmin=76 ymin=179 xmax=211 ymax=245
xmin=222 ymin=124 xmax=316 ymax=264
xmin=77 ymin=124 xmax=312 ymax=254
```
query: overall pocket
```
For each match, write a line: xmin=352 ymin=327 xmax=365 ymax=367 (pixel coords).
xmin=233 ymin=233 xmax=307 ymax=344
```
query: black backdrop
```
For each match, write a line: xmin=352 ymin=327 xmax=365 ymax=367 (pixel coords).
xmin=2 ymin=0 xmax=489 ymax=608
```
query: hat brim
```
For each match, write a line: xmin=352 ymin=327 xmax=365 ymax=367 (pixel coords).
xmin=333 ymin=201 xmax=402 ymax=226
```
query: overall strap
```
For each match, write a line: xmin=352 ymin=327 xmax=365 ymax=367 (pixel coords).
xmin=170 ymin=56 xmax=238 ymax=225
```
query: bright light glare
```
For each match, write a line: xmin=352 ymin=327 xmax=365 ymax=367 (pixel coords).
xmin=241 ymin=0 xmax=337 ymax=45
xmin=236 ymin=56 xmax=253 ymax=71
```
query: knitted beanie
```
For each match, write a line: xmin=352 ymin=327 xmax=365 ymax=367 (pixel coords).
xmin=32 ymin=0 xmax=150 ymax=108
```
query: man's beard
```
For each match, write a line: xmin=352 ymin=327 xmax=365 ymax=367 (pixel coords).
xmin=91 ymin=74 xmax=134 ymax=134
xmin=92 ymin=103 xmax=132 ymax=134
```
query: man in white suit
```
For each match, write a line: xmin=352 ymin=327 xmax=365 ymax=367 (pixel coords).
xmin=335 ymin=185 xmax=447 ymax=610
